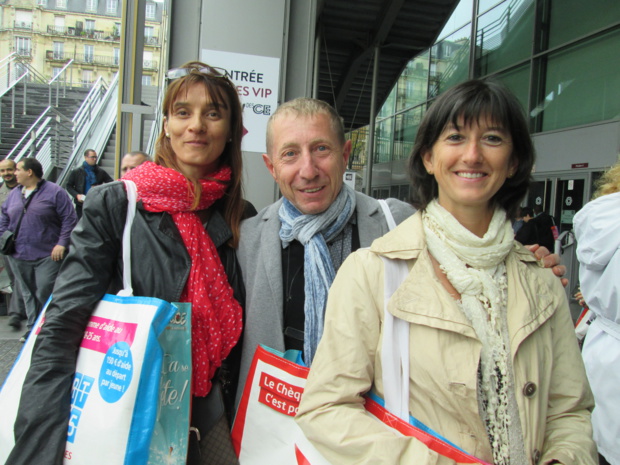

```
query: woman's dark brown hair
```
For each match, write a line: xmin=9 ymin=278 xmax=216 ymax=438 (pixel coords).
xmin=407 ymin=79 xmax=535 ymax=219
xmin=155 ymin=61 xmax=245 ymax=246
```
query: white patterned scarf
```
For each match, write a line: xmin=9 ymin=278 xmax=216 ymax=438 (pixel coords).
xmin=279 ymin=184 xmax=356 ymax=364
xmin=422 ymin=200 xmax=527 ymax=465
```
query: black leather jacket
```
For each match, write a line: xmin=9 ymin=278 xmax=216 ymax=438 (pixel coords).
xmin=7 ymin=181 xmax=253 ymax=465
xmin=66 ymin=165 xmax=113 ymax=212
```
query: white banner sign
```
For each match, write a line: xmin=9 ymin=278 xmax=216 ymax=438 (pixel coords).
xmin=201 ymin=49 xmax=280 ymax=153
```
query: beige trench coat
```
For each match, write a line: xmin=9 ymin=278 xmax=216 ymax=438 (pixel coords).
xmin=296 ymin=213 xmax=596 ymax=465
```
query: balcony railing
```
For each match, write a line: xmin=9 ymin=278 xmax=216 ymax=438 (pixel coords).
xmin=46 ymin=50 xmax=68 ymax=61
xmin=143 ymin=60 xmax=159 ymax=70
xmin=14 ymin=21 xmax=33 ymax=30
xmin=145 ymin=36 xmax=159 ymax=46
xmin=46 ymin=51 xmax=120 ymax=67
xmin=12 ymin=47 xmax=32 ymax=58
xmin=46 ymin=25 xmax=121 ymax=42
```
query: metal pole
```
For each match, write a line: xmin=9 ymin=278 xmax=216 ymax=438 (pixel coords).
xmin=11 ymin=87 xmax=15 ymax=128
xmin=23 ymin=77 xmax=27 ymax=115
xmin=364 ymin=46 xmax=380 ymax=196
xmin=312 ymin=34 xmax=320 ymax=99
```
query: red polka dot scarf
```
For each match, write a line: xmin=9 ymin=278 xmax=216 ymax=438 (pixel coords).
xmin=123 ymin=161 xmax=243 ymax=396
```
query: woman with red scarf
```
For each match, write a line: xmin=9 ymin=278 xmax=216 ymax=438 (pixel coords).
xmin=7 ymin=62 xmax=255 ymax=465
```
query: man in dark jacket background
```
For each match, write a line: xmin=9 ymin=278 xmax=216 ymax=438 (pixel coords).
xmin=515 ymin=204 xmax=557 ymax=252
xmin=66 ymin=149 xmax=112 ymax=218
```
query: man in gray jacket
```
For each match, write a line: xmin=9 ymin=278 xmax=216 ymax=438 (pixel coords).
xmin=236 ymin=98 xmax=415 ymax=397
xmin=235 ymin=98 xmax=566 ymax=404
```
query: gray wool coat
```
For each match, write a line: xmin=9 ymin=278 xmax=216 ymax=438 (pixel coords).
xmin=235 ymin=191 xmax=415 ymax=404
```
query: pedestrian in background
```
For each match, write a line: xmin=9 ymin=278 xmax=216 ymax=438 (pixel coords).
xmin=0 ymin=158 xmax=77 ymax=342
xmin=574 ymin=159 xmax=620 ymax=465
xmin=66 ymin=149 xmax=113 ymax=218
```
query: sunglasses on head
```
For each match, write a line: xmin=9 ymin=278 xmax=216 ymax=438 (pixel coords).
xmin=166 ymin=65 xmax=228 ymax=81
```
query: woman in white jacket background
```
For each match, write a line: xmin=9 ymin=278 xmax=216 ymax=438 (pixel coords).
xmin=296 ymin=79 xmax=596 ymax=465
xmin=574 ymin=162 xmax=620 ymax=465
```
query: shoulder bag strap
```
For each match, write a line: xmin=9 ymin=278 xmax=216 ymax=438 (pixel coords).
xmin=117 ymin=180 xmax=138 ymax=297
xmin=11 ymin=187 xmax=38 ymax=239
xmin=377 ymin=198 xmax=411 ymax=422
xmin=377 ymin=199 xmax=397 ymax=230
xmin=380 ymin=256 xmax=410 ymax=422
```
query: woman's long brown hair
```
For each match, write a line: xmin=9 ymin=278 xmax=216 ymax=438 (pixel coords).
xmin=155 ymin=61 xmax=245 ymax=247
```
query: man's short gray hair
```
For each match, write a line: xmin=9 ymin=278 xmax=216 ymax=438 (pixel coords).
xmin=266 ymin=98 xmax=345 ymax=154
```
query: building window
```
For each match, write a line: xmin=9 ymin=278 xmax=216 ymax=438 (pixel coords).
xmin=85 ymin=19 xmax=95 ymax=33
xmin=84 ymin=44 xmax=94 ymax=63
xmin=144 ymin=26 xmax=156 ymax=44
xmin=107 ymin=0 xmax=118 ymax=14
xmin=53 ymin=41 xmax=64 ymax=59
xmin=539 ymin=29 xmax=620 ymax=132
xmin=547 ymin=0 xmax=620 ymax=50
xmin=475 ymin=0 xmax=534 ymax=77
xmin=56 ymin=0 xmax=67 ymax=9
xmin=82 ymin=70 xmax=93 ymax=87
xmin=15 ymin=10 xmax=33 ymax=29
xmin=143 ymin=50 xmax=153 ymax=69
xmin=38 ymin=0 xmax=47 ymax=6
xmin=142 ymin=75 xmax=152 ymax=86
xmin=52 ymin=67 xmax=63 ymax=78
xmin=15 ymin=37 xmax=31 ymax=56
xmin=86 ymin=0 xmax=98 ymax=12
xmin=146 ymin=3 xmax=156 ymax=19
xmin=113 ymin=47 xmax=120 ymax=65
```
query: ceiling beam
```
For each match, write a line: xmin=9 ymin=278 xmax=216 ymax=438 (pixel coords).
xmin=333 ymin=0 xmax=405 ymax=110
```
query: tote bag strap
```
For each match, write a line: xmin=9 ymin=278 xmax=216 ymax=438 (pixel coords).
xmin=380 ymin=256 xmax=410 ymax=422
xmin=376 ymin=199 xmax=411 ymax=422
xmin=117 ymin=180 xmax=138 ymax=297
xmin=377 ymin=199 xmax=397 ymax=230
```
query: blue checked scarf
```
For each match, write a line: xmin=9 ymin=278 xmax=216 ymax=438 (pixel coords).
xmin=279 ymin=184 xmax=356 ymax=364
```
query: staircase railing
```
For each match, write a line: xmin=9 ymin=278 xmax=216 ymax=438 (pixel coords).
xmin=0 ymin=55 xmax=77 ymax=142
xmin=72 ymin=76 xmax=109 ymax=148
xmin=57 ymin=73 xmax=119 ymax=186
xmin=0 ymin=53 xmax=23 ymax=97
xmin=4 ymin=107 xmax=74 ymax=178
xmin=145 ymin=75 xmax=165 ymax=156
xmin=48 ymin=59 xmax=74 ymax=107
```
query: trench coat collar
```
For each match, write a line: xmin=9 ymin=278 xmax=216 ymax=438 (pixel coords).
xmin=370 ymin=211 xmax=556 ymax=348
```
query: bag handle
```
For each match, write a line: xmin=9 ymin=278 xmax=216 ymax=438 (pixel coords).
xmin=380 ymin=256 xmax=410 ymax=422
xmin=117 ymin=180 xmax=138 ymax=297
xmin=377 ymin=199 xmax=397 ymax=230
xmin=377 ymin=199 xmax=411 ymax=422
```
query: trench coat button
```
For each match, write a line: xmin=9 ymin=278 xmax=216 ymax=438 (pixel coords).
xmin=531 ymin=448 xmax=541 ymax=463
xmin=523 ymin=381 xmax=537 ymax=397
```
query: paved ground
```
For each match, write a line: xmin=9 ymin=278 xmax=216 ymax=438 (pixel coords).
xmin=0 ymin=315 xmax=24 ymax=387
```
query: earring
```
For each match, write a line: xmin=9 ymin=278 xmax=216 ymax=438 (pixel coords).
xmin=165 ymin=133 xmax=170 ymax=138
xmin=427 ymin=169 xmax=433 ymax=175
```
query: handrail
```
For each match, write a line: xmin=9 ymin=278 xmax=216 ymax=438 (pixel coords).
xmin=145 ymin=75 xmax=165 ymax=155
xmin=72 ymin=76 xmax=108 ymax=125
xmin=5 ymin=106 xmax=73 ymax=161
xmin=57 ymin=74 xmax=119 ymax=186
xmin=13 ymin=57 xmax=48 ymax=85
xmin=0 ymin=68 xmax=28 ymax=99
xmin=0 ymin=55 xmax=28 ymax=98
xmin=0 ymin=53 xmax=17 ymax=66
xmin=48 ymin=59 xmax=74 ymax=85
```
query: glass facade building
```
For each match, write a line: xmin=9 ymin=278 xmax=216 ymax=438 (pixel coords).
xmin=356 ymin=0 xmax=620 ymax=203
